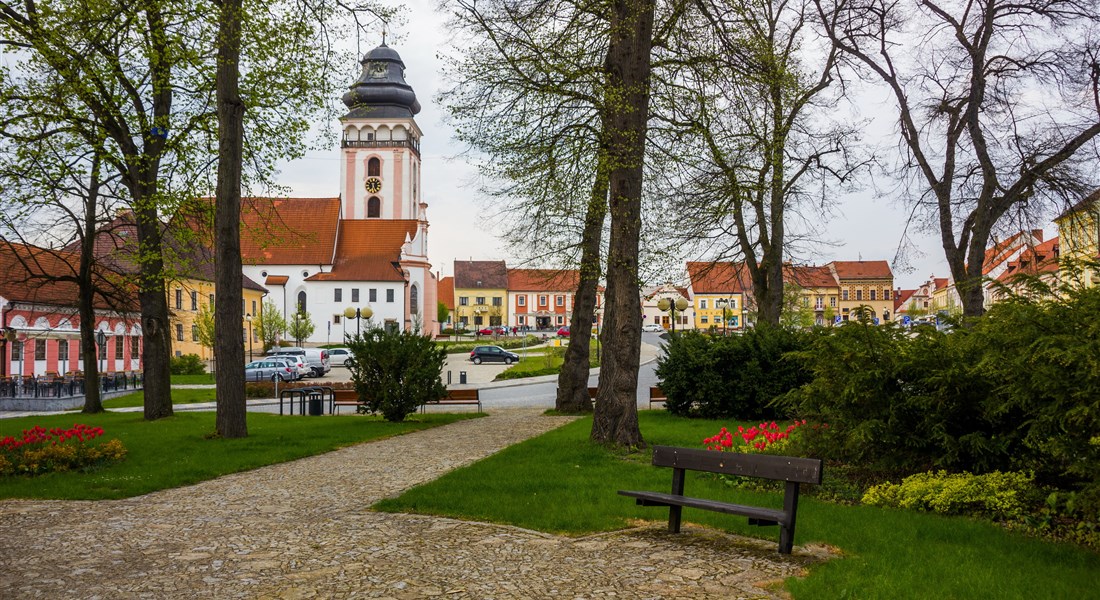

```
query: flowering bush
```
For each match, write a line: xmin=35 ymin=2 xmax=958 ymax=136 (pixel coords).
xmin=0 ymin=424 xmax=127 ymax=476
xmin=703 ymin=420 xmax=814 ymax=454
xmin=862 ymin=470 xmax=1034 ymax=522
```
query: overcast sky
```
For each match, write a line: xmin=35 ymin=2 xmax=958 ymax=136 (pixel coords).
xmin=268 ymin=0 xmax=1032 ymax=291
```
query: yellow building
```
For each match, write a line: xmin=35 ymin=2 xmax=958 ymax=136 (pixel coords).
xmin=167 ymin=277 xmax=267 ymax=360
xmin=830 ymin=261 xmax=895 ymax=323
xmin=1054 ymin=190 xmax=1100 ymax=288
xmin=686 ymin=262 xmax=748 ymax=331
xmin=453 ymin=260 xmax=509 ymax=329
xmin=786 ymin=265 xmax=841 ymax=326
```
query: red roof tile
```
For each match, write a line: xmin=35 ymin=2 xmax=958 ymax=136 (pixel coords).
xmin=265 ymin=275 xmax=289 ymax=286
xmin=686 ymin=262 xmax=750 ymax=294
xmin=998 ymin=237 xmax=1061 ymax=282
xmin=830 ymin=260 xmax=893 ymax=280
xmin=785 ymin=265 xmax=838 ymax=288
xmin=0 ymin=241 xmax=137 ymax=311
xmin=305 ymin=219 xmax=418 ymax=282
xmin=240 ymin=197 xmax=340 ymax=265
xmin=455 ymin=260 xmax=508 ymax=289
xmin=438 ymin=276 xmax=455 ymax=310
xmin=894 ymin=289 xmax=916 ymax=311
xmin=507 ymin=269 xmax=580 ymax=292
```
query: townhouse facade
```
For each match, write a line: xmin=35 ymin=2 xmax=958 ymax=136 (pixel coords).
xmin=452 ymin=260 xmax=508 ymax=329
xmin=685 ymin=262 xmax=747 ymax=331
xmin=507 ymin=269 xmax=587 ymax=331
xmin=830 ymin=261 xmax=895 ymax=323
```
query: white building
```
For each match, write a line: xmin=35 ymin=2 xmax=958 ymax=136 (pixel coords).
xmin=240 ymin=43 xmax=438 ymax=344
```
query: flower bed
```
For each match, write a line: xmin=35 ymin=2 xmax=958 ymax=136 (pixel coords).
xmin=1 ymin=424 xmax=127 ymax=476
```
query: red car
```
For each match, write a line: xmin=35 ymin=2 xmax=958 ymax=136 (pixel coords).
xmin=557 ymin=326 xmax=570 ymax=336
xmin=478 ymin=327 xmax=493 ymax=335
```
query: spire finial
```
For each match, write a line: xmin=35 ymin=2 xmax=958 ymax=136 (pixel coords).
xmin=382 ymin=22 xmax=387 ymax=46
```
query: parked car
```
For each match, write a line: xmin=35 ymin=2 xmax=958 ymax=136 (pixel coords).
xmin=642 ymin=324 xmax=664 ymax=333
xmin=469 ymin=345 xmax=520 ymax=365
xmin=245 ymin=358 xmax=299 ymax=382
xmin=267 ymin=352 xmax=310 ymax=378
xmin=269 ymin=348 xmax=330 ymax=377
xmin=477 ymin=327 xmax=494 ymax=335
xmin=327 ymin=347 xmax=352 ymax=366
xmin=557 ymin=326 xmax=570 ymax=337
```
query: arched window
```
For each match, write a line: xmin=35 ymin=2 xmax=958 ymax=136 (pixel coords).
xmin=367 ymin=196 xmax=381 ymax=218
xmin=368 ymin=157 xmax=381 ymax=176
xmin=410 ymin=284 xmax=419 ymax=315
xmin=297 ymin=291 xmax=307 ymax=313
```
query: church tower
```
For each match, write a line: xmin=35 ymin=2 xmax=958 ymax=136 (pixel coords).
xmin=339 ymin=43 xmax=423 ymax=221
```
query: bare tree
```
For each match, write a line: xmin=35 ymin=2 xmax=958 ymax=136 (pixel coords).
xmin=817 ymin=0 xmax=1100 ymax=316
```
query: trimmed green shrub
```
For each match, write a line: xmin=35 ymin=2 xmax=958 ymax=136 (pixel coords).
xmin=346 ymin=328 xmax=447 ymax=422
xmin=655 ymin=325 xmax=813 ymax=420
xmin=169 ymin=353 xmax=206 ymax=375
xmin=863 ymin=470 xmax=1034 ymax=522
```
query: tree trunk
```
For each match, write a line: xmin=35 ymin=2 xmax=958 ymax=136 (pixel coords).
xmin=556 ymin=157 xmax=609 ymax=413
xmin=591 ymin=0 xmax=656 ymax=447
xmin=78 ymin=301 xmax=103 ymax=414
xmin=214 ymin=0 xmax=248 ymax=438
xmin=79 ymin=151 xmax=104 ymax=413
xmin=133 ymin=192 xmax=174 ymax=421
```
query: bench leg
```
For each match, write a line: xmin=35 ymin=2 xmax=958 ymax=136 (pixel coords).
xmin=778 ymin=481 xmax=800 ymax=554
xmin=669 ymin=467 xmax=685 ymax=533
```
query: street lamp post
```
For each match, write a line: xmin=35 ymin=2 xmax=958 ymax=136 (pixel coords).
xmin=657 ymin=297 xmax=690 ymax=335
xmin=245 ymin=313 xmax=253 ymax=362
xmin=343 ymin=306 xmax=373 ymax=337
xmin=95 ymin=330 xmax=106 ymax=374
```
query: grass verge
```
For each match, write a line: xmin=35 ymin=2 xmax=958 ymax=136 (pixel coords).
xmin=1 ymin=410 xmax=477 ymax=500
xmin=170 ymin=373 xmax=215 ymax=385
xmin=375 ymin=411 xmax=1100 ymax=599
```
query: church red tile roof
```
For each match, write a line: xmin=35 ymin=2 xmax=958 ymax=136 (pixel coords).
xmin=0 ymin=241 xmax=137 ymax=311
xmin=239 ymin=197 xmax=341 ymax=265
xmin=830 ymin=260 xmax=893 ymax=280
xmin=507 ymin=268 xmax=580 ymax=292
xmin=265 ymin=275 xmax=289 ymax=286
xmin=997 ymin=237 xmax=1061 ymax=281
xmin=785 ymin=265 xmax=839 ymax=288
xmin=305 ymin=219 xmax=418 ymax=282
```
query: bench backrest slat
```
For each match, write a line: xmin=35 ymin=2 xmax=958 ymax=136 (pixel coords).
xmin=445 ymin=389 xmax=479 ymax=400
xmin=651 ymin=445 xmax=822 ymax=484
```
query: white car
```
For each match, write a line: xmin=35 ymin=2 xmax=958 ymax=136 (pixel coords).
xmin=327 ymin=347 xmax=352 ymax=366
xmin=642 ymin=324 xmax=665 ymax=333
xmin=268 ymin=353 xmax=310 ymax=378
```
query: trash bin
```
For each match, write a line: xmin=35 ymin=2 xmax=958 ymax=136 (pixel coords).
xmin=460 ymin=371 xmax=467 ymax=384
xmin=308 ymin=392 xmax=323 ymax=416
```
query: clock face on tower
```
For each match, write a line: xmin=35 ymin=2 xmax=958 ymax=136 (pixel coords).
xmin=364 ymin=177 xmax=382 ymax=194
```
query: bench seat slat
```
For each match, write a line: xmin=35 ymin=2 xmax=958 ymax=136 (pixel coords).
xmin=618 ymin=490 xmax=787 ymax=524
xmin=652 ymin=446 xmax=822 ymax=484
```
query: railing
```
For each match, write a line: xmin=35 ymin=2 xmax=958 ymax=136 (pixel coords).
xmin=340 ymin=139 xmax=421 ymax=156
xmin=0 ymin=371 xmax=143 ymax=398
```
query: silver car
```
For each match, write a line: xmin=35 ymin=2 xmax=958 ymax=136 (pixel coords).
xmin=245 ymin=358 xmax=299 ymax=382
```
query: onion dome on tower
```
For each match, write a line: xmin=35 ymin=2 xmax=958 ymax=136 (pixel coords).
xmin=341 ymin=43 xmax=421 ymax=119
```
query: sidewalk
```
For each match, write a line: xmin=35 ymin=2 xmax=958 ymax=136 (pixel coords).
xmin=0 ymin=408 xmax=820 ymax=598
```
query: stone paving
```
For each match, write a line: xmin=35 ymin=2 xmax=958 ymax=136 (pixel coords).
xmin=0 ymin=409 xmax=828 ymax=599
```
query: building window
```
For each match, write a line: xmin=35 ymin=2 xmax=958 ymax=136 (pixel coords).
xmin=176 ymin=324 xmax=184 ymax=341
xmin=352 ymin=289 xmax=360 ymax=302
xmin=175 ymin=288 xmax=183 ymax=309
xmin=492 ymin=296 xmax=501 ymax=306
xmin=11 ymin=341 xmax=21 ymax=361
xmin=252 ymin=300 xmax=257 ymax=315
xmin=856 ymin=289 xmax=863 ymax=301
xmin=297 ymin=291 xmax=307 ymax=313
xmin=410 ymin=284 xmax=419 ymax=314
xmin=369 ymin=289 xmax=377 ymax=302
xmin=475 ymin=296 xmax=485 ymax=305
xmin=474 ymin=316 xmax=483 ymax=325
xmin=517 ymin=296 xmax=525 ymax=306
xmin=368 ymin=157 xmax=381 ymax=176
xmin=35 ymin=340 xmax=46 ymax=361
xmin=115 ymin=338 xmax=124 ymax=359
xmin=830 ymin=297 xmax=837 ymax=307
xmin=386 ymin=289 xmax=394 ymax=303
xmin=842 ymin=290 xmax=849 ymax=301
xmin=539 ymin=295 xmax=548 ymax=306
xmin=557 ymin=316 xmax=564 ymax=324
xmin=334 ymin=315 xmax=341 ymax=324
xmin=58 ymin=339 xmax=69 ymax=362
xmin=209 ymin=293 xmax=215 ymax=306
xmin=459 ymin=296 xmax=469 ymax=306
xmin=701 ymin=315 xmax=709 ymax=324
xmin=700 ymin=299 xmax=708 ymax=309
xmin=191 ymin=291 xmax=198 ymax=311
xmin=367 ymin=196 xmax=381 ymax=218
xmin=192 ymin=325 xmax=199 ymax=342
xmin=732 ymin=316 xmax=739 ymax=327
xmin=870 ymin=289 xmax=877 ymax=301
xmin=132 ymin=336 xmax=139 ymax=356
xmin=555 ymin=295 xmax=564 ymax=306
xmin=335 ymin=288 xmax=343 ymax=302
xmin=99 ymin=339 xmax=107 ymax=360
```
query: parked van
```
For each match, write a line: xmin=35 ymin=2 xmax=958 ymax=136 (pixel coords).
xmin=268 ymin=347 xmax=331 ymax=378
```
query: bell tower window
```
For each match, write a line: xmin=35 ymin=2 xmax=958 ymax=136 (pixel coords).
xmin=368 ymin=196 xmax=381 ymax=218
xmin=368 ymin=157 xmax=381 ymax=177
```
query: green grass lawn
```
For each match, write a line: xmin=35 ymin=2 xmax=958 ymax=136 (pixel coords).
xmin=375 ymin=411 xmax=1100 ymax=599
xmin=0 ymin=411 xmax=477 ymax=500
xmin=100 ymin=388 xmax=218 ymax=408
xmin=170 ymin=373 xmax=215 ymax=385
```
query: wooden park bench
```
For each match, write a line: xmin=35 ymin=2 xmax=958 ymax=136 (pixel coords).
xmin=421 ymin=388 xmax=482 ymax=413
xmin=331 ymin=389 xmax=364 ymax=414
xmin=648 ymin=386 xmax=667 ymax=409
xmin=619 ymin=445 xmax=822 ymax=554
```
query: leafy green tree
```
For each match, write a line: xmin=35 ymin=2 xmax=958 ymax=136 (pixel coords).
xmin=255 ymin=300 xmax=287 ymax=351
xmin=346 ymin=329 xmax=447 ymax=422
xmin=437 ymin=301 xmax=450 ymax=332
xmin=195 ymin=301 xmax=216 ymax=352
xmin=288 ymin=310 xmax=315 ymax=347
